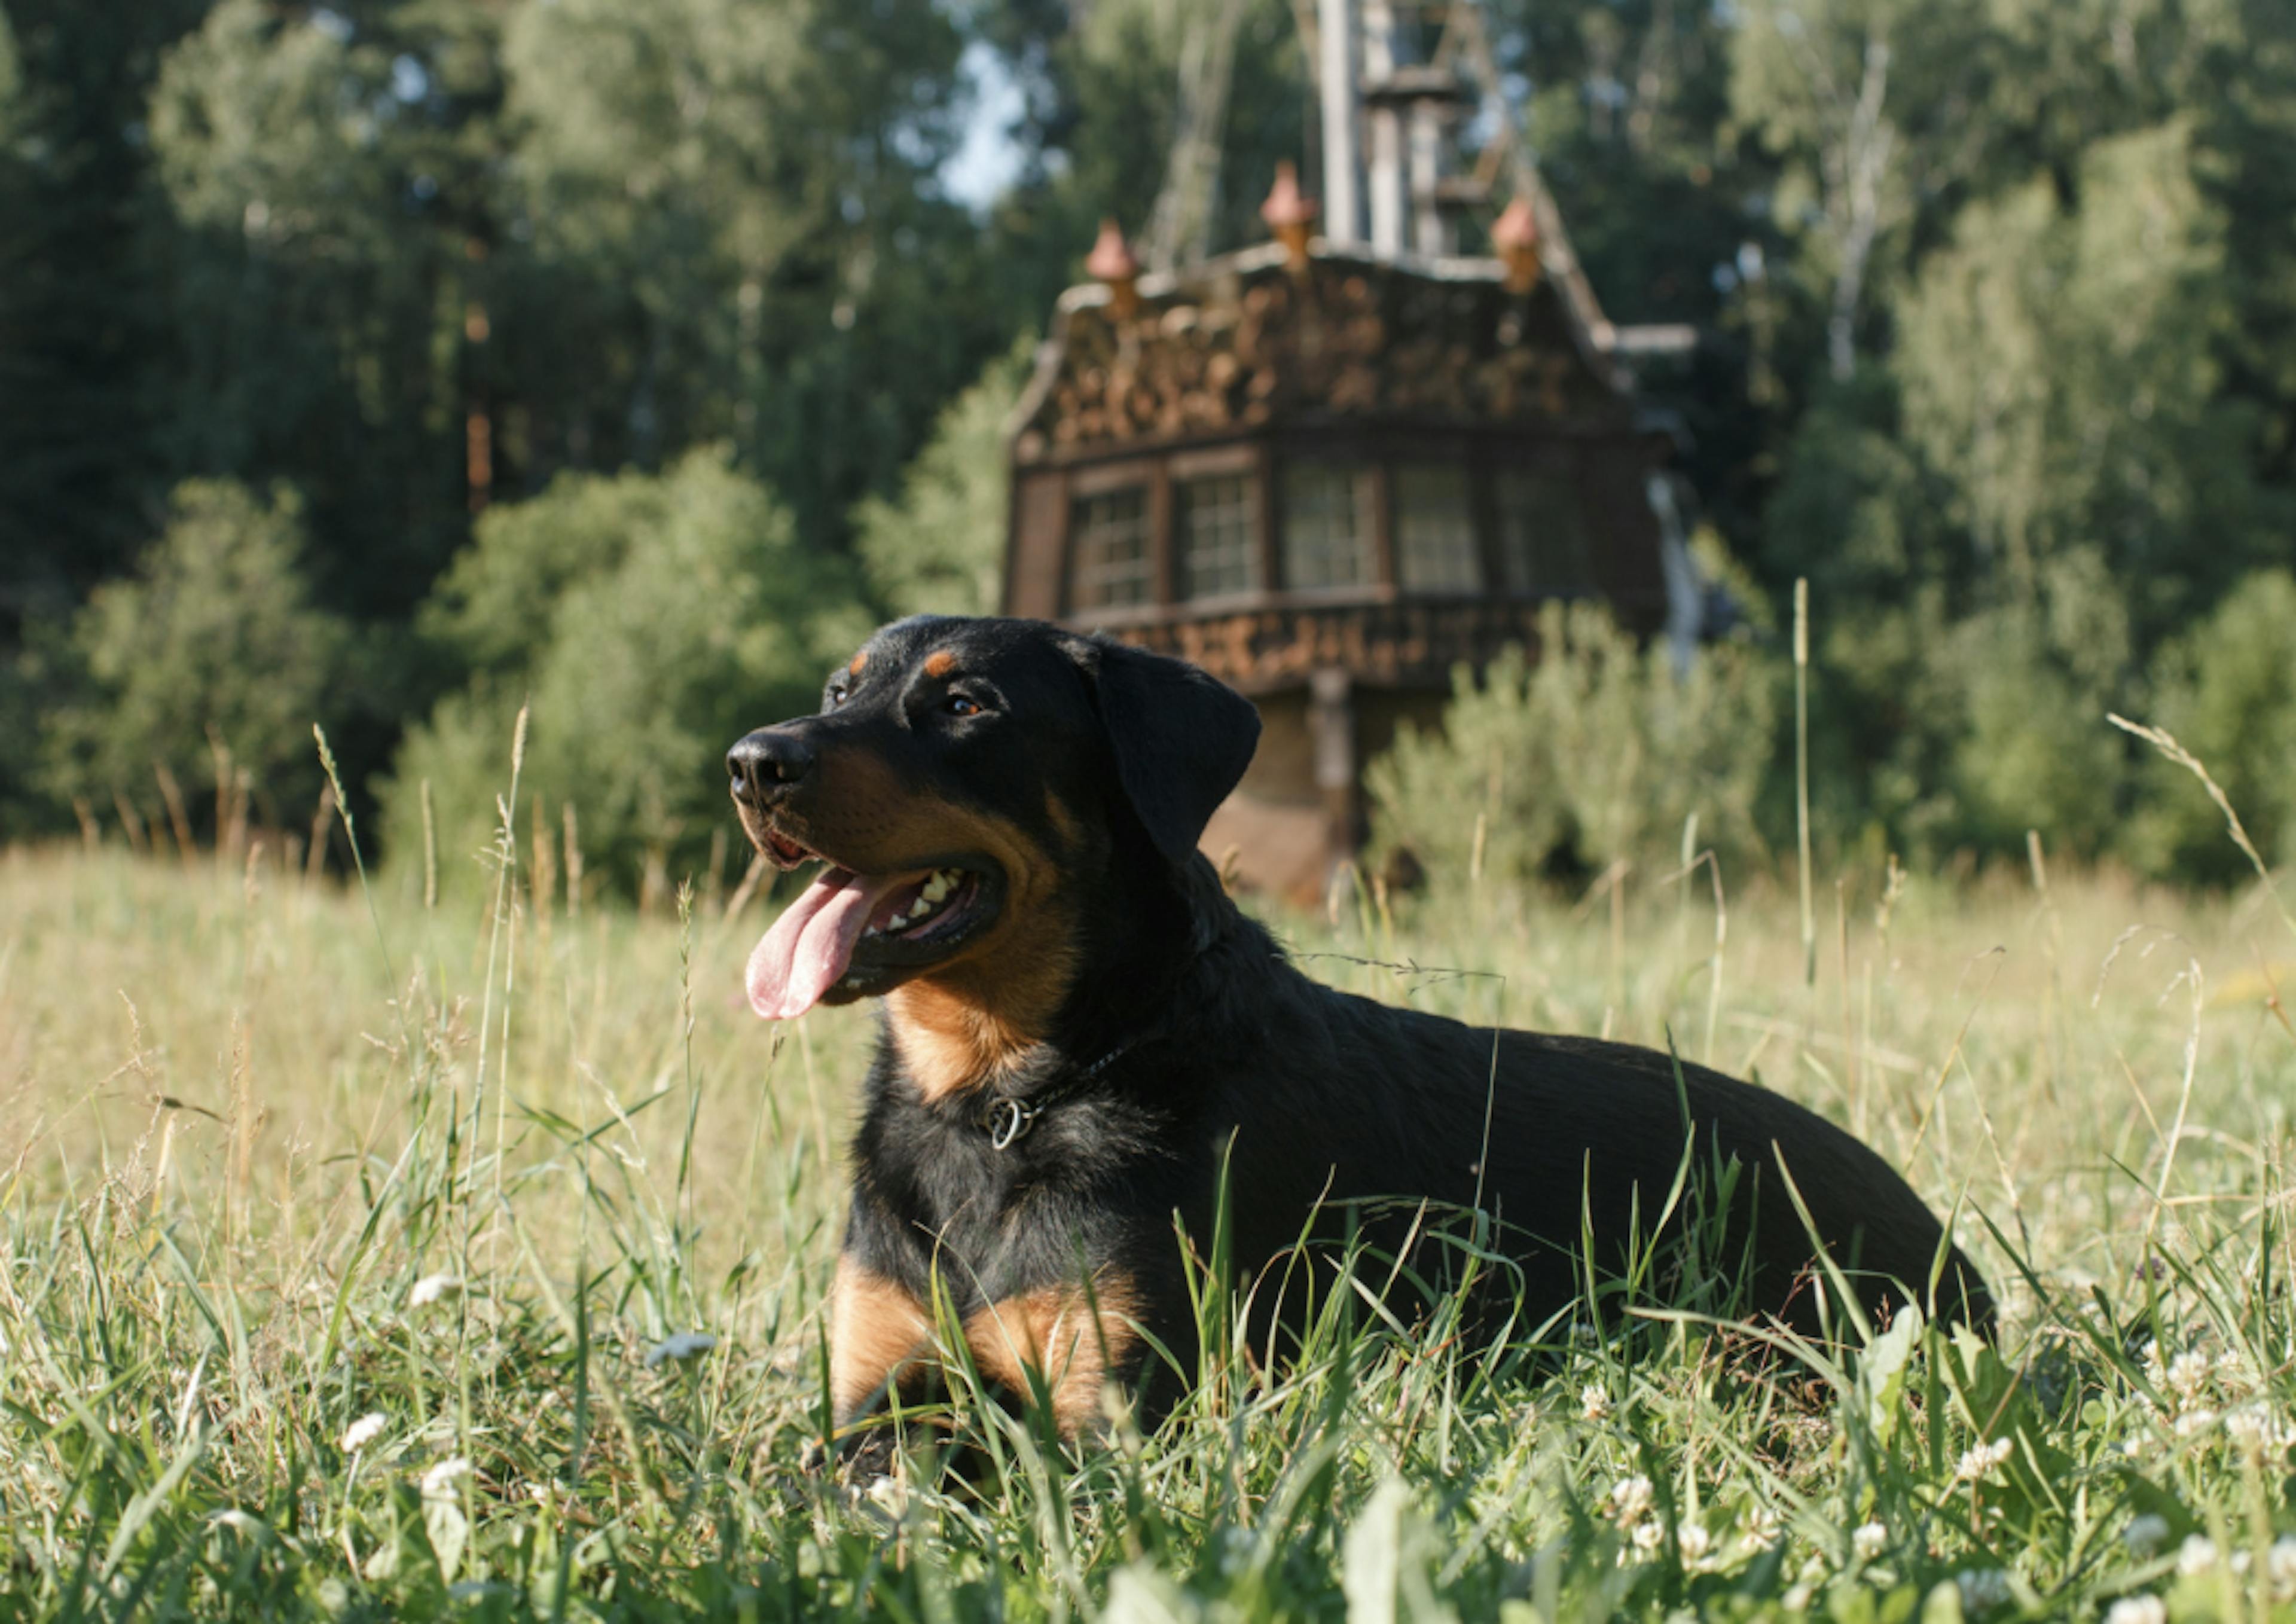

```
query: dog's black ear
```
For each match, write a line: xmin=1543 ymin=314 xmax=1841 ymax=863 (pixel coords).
xmin=1072 ymin=637 xmax=1261 ymax=867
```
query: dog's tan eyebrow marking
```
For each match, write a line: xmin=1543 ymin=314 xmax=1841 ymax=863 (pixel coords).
xmin=923 ymin=650 xmax=957 ymax=679
xmin=848 ymin=650 xmax=869 ymax=676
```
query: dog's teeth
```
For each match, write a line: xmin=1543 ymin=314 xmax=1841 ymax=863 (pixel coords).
xmin=921 ymin=872 xmax=951 ymax=903
xmin=908 ymin=896 xmax=933 ymax=918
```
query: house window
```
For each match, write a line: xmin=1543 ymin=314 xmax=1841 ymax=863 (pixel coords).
xmin=1393 ymin=464 xmax=1480 ymax=591
xmin=1280 ymin=460 xmax=1375 ymax=590
xmin=1176 ymin=473 xmax=1260 ymax=599
xmin=1494 ymin=467 xmax=1592 ymax=593
xmin=1067 ymin=486 xmax=1153 ymax=609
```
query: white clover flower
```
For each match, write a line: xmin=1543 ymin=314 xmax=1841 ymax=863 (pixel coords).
xmin=1852 ymin=1521 xmax=1888 ymax=1561
xmin=866 ymin=1473 xmax=908 ymax=1518
xmin=1609 ymin=1475 xmax=1654 ymax=1526
xmin=2177 ymin=1535 xmax=2218 ymax=1576
xmin=2172 ymin=1407 xmax=2218 ymax=1439
xmin=2268 ymin=1535 xmax=2296 ymax=1602
xmin=1739 ymin=1503 xmax=1781 ymax=1546
xmin=1955 ymin=1568 xmax=2012 ymax=1614
xmin=1782 ymin=1582 xmax=1813 ymax=1611
xmin=1677 ymin=1523 xmax=1713 ymax=1564
xmin=339 ymin=1412 xmax=387 ymax=1453
xmin=408 ymin=1274 xmax=463 ymax=1309
xmin=2224 ymin=1405 xmax=2292 ymax=1450
xmin=1578 ymin=1382 xmax=1611 ymax=1422
xmin=2139 ymin=1339 xmax=2167 ymax=1387
xmin=2121 ymin=1513 xmax=2170 ymax=1555
xmin=2166 ymin=1350 xmax=2211 ymax=1403
xmin=2232 ymin=1549 xmax=2254 ymax=1576
xmin=1955 ymin=1436 xmax=2014 ymax=1481
xmin=2105 ymin=1595 xmax=2166 ymax=1624
xmin=643 ymin=1332 xmax=718 ymax=1369
xmin=420 ymin=1457 xmax=472 ymax=1497
xmin=1631 ymin=1519 xmax=1665 ymax=1553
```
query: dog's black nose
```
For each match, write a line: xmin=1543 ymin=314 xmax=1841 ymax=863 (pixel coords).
xmin=728 ymin=729 xmax=814 ymax=803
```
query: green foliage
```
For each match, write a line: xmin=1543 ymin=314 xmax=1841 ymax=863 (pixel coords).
xmin=145 ymin=0 xmax=505 ymax=615
xmin=150 ymin=0 xmax=399 ymax=244
xmin=854 ymin=335 xmax=1034 ymax=619
xmin=5 ymin=0 xmax=2296 ymax=890
xmin=0 ymin=11 xmax=22 ymax=135
xmin=384 ymin=451 xmax=869 ymax=899
xmin=1894 ymin=123 xmax=2274 ymax=640
xmin=2129 ymin=570 xmax=2296 ymax=882
xmin=39 ymin=480 xmax=344 ymax=823
xmin=1370 ymin=604 xmax=1781 ymax=886
xmin=1943 ymin=603 xmax=2127 ymax=858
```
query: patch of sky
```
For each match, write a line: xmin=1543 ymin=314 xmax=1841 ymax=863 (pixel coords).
xmin=942 ymin=41 xmax=1027 ymax=213
xmin=391 ymin=54 xmax=429 ymax=105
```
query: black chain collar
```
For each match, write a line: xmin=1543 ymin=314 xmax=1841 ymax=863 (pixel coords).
xmin=973 ymin=1028 xmax=1159 ymax=1152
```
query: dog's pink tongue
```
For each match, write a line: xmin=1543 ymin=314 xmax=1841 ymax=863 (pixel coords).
xmin=745 ymin=869 xmax=902 ymax=1019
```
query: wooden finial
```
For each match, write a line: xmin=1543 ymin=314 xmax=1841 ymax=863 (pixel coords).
xmin=1086 ymin=218 xmax=1141 ymax=318
xmin=1260 ymin=161 xmax=1318 ymax=270
xmin=1492 ymin=196 xmax=1541 ymax=293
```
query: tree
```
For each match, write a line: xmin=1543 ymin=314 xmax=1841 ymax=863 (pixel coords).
xmin=146 ymin=0 xmax=511 ymax=618
xmin=1892 ymin=123 xmax=2277 ymax=644
xmin=40 ymin=480 xmax=346 ymax=826
xmin=499 ymin=0 xmax=1009 ymax=551
xmin=1728 ymin=0 xmax=2002 ymax=384
xmin=386 ymin=451 xmax=869 ymax=899
xmin=2129 ymin=570 xmax=2296 ymax=881
xmin=0 ymin=0 xmax=211 ymax=628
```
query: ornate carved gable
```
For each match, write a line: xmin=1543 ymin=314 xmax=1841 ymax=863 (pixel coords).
xmin=1010 ymin=245 xmax=1637 ymax=466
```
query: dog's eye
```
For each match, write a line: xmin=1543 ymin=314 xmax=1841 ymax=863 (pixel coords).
xmin=944 ymin=695 xmax=983 ymax=718
xmin=828 ymin=684 xmax=848 ymax=709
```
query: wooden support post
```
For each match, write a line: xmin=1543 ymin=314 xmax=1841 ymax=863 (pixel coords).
xmin=1309 ymin=666 xmax=1358 ymax=875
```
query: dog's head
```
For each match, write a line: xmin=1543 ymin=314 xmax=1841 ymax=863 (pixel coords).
xmin=726 ymin=615 xmax=1260 ymax=1022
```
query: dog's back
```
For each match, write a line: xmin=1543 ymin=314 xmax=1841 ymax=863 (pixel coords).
xmin=1162 ymin=902 xmax=1995 ymax=1348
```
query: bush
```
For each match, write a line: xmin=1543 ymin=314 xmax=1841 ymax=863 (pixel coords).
xmin=384 ymin=450 xmax=870 ymax=901
xmin=1369 ymin=602 xmax=1782 ymax=889
xmin=2126 ymin=569 xmax=2296 ymax=882
xmin=39 ymin=479 xmax=345 ymax=828
xmin=1944 ymin=599 xmax=2128 ymax=860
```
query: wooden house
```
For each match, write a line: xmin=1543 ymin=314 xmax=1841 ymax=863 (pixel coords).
xmin=1001 ymin=4 xmax=1692 ymax=899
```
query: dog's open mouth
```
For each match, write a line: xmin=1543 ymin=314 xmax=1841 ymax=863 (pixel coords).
xmin=744 ymin=848 xmax=1002 ymax=1020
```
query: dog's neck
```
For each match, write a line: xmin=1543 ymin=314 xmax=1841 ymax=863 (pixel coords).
xmin=881 ymin=853 xmax=1242 ymax=1106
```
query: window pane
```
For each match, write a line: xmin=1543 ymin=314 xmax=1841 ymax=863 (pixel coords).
xmin=1494 ymin=467 xmax=1592 ymax=593
xmin=1281 ymin=461 xmax=1373 ymax=590
xmin=1394 ymin=464 xmax=1479 ymax=592
xmin=1177 ymin=474 xmax=1261 ymax=599
xmin=1068 ymin=486 xmax=1153 ymax=609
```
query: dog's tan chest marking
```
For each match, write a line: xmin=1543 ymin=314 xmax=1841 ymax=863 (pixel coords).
xmin=879 ymin=799 xmax=1080 ymax=1100
xmin=887 ymin=982 xmax=1039 ymax=1100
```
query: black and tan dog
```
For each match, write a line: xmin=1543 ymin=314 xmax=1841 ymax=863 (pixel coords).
xmin=727 ymin=615 xmax=1992 ymax=1451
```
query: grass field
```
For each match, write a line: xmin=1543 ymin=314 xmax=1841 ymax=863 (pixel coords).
xmin=4 ymin=820 xmax=2296 ymax=1621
